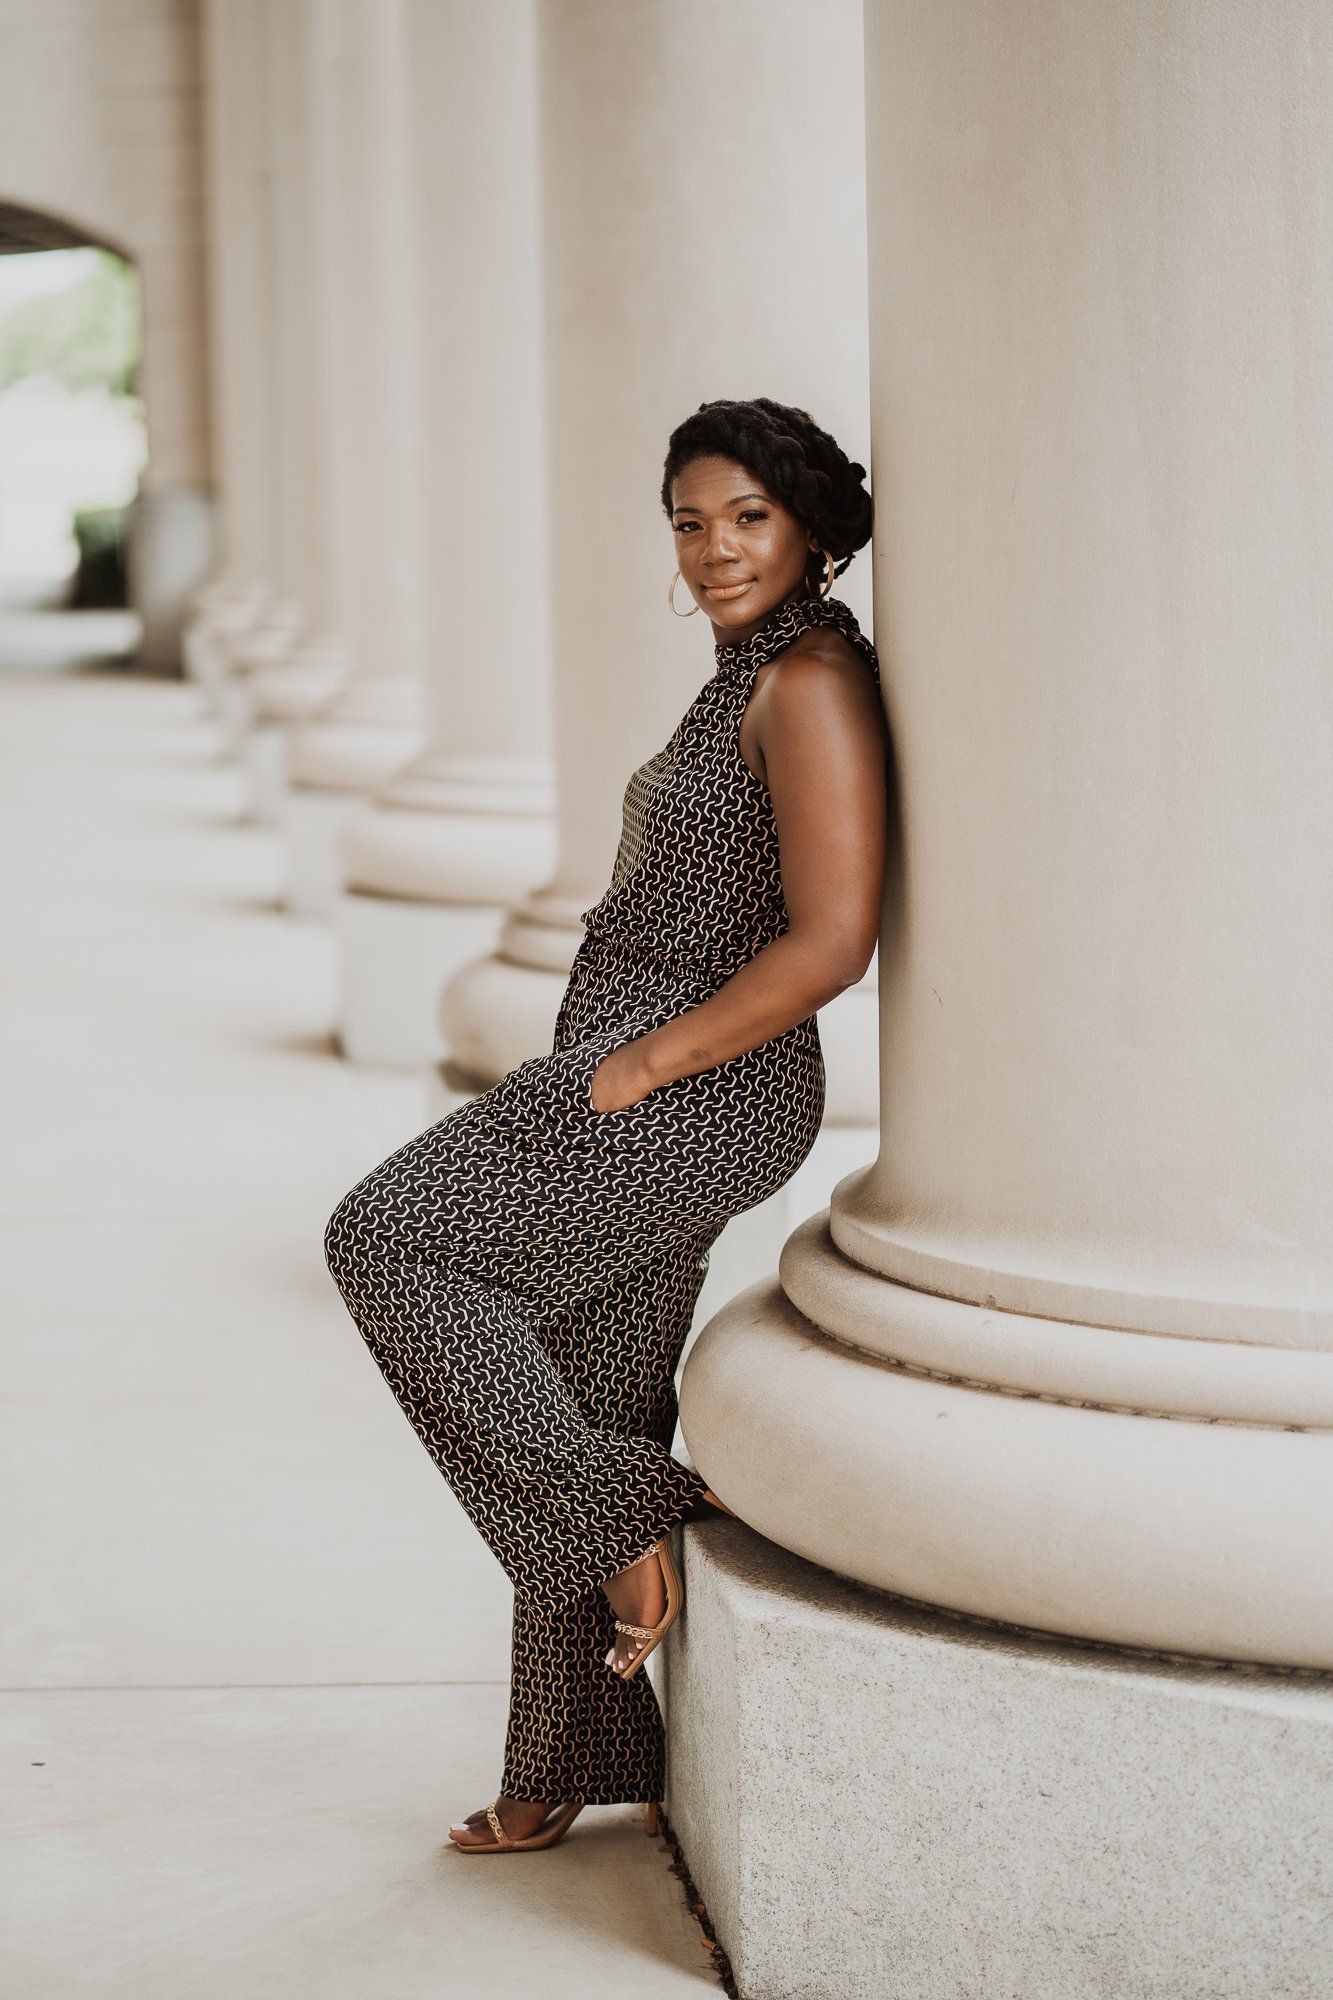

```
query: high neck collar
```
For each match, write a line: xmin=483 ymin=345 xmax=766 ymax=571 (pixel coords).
xmin=712 ymin=592 xmax=873 ymax=675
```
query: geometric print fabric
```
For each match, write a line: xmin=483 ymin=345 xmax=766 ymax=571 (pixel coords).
xmin=322 ymin=592 xmax=882 ymax=1804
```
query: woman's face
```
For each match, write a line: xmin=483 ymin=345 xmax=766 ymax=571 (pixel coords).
xmin=668 ymin=454 xmax=820 ymax=641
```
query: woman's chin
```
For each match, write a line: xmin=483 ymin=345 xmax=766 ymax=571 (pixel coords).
xmin=704 ymin=583 xmax=784 ymax=628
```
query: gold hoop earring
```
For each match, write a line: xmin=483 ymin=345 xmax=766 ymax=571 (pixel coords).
xmin=668 ymin=570 xmax=700 ymax=617
xmin=813 ymin=548 xmax=836 ymax=598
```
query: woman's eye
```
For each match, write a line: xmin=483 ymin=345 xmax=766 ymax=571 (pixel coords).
xmin=674 ymin=511 xmax=767 ymax=534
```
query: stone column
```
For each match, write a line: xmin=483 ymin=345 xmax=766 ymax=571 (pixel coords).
xmin=673 ymin=5 xmax=1333 ymax=1992
xmin=278 ymin=0 xmax=425 ymax=917
xmin=333 ymin=0 xmax=556 ymax=1067
xmin=242 ymin=0 xmax=352 ymax=827
xmin=120 ymin=1 xmax=214 ymax=674
xmin=187 ymin=0 xmax=286 ymax=716
xmin=219 ymin=0 xmax=320 ymax=763
xmin=434 ymin=0 xmax=875 ymax=1187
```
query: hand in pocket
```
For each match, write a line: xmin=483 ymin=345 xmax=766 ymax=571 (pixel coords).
xmin=586 ymin=1037 xmax=654 ymax=1115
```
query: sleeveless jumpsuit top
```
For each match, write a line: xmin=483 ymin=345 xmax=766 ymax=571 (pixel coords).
xmin=508 ymin=589 xmax=882 ymax=1228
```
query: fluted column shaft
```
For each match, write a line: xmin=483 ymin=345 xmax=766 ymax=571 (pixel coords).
xmin=333 ymin=0 xmax=557 ymax=1067
xmin=242 ymin=0 xmax=350 ymax=717
xmin=440 ymin=0 xmax=873 ymax=1095
xmin=284 ymin=0 xmax=424 ymax=793
xmin=236 ymin=0 xmax=354 ymax=825
xmin=681 ymin=0 xmax=1333 ymax=1669
xmin=278 ymin=0 xmax=426 ymax=910
xmin=188 ymin=0 xmax=289 ymax=700
xmin=198 ymin=0 xmax=267 ymax=595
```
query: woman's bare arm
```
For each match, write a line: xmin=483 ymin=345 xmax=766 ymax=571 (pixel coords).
xmin=594 ymin=639 xmax=889 ymax=1108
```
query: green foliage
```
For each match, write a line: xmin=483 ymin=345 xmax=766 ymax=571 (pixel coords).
xmin=0 ymin=249 xmax=140 ymax=394
xmin=70 ymin=504 xmax=130 ymax=608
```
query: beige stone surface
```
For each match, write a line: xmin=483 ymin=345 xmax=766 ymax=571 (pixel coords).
xmin=0 ymin=656 xmax=718 ymax=1997
xmin=667 ymin=1521 xmax=1333 ymax=2000
xmin=7 ymin=1685 xmax=703 ymax=2000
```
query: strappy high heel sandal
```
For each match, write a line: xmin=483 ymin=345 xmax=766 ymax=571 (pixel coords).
xmin=450 ymin=1796 xmax=584 ymax=1853
xmin=605 ymin=1535 xmax=684 ymax=1680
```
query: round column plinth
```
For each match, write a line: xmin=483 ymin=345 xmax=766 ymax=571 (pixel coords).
xmin=679 ymin=1221 xmax=1333 ymax=1672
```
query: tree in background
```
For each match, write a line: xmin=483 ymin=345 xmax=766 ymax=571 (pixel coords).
xmin=0 ymin=247 xmax=144 ymax=608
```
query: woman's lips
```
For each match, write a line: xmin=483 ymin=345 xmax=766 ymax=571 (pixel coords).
xmin=703 ymin=579 xmax=754 ymax=599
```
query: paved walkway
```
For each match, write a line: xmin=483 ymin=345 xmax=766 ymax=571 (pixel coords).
xmin=1 ymin=641 xmax=719 ymax=1997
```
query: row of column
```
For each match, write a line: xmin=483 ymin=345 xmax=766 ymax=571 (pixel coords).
xmin=189 ymin=0 xmax=875 ymax=1096
xmin=186 ymin=0 xmax=1332 ymax=1673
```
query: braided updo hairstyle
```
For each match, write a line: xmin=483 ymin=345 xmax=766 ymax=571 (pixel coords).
xmin=660 ymin=396 xmax=873 ymax=593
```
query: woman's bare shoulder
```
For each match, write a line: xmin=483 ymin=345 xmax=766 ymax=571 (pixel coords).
xmin=754 ymin=624 xmax=876 ymax=705
xmin=784 ymin=623 xmax=864 ymax=664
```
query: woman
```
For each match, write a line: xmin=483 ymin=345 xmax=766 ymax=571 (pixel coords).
xmin=323 ymin=395 xmax=888 ymax=1854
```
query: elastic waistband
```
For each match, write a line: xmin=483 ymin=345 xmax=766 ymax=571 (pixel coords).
xmin=577 ymin=926 xmax=763 ymax=989
xmin=577 ymin=929 xmax=722 ymax=986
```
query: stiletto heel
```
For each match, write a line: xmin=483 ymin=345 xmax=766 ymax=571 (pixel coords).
xmin=607 ymin=1535 xmax=683 ymax=1679
xmin=645 ymin=1799 xmax=659 ymax=1835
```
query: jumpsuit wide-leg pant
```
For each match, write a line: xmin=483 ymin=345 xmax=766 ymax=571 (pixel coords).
xmin=322 ymin=936 xmax=826 ymax=1807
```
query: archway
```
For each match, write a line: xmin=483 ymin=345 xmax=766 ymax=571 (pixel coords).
xmin=0 ymin=200 xmax=142 ymax=670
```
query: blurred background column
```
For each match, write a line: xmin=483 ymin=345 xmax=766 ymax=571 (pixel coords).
xmin=241 ymin=0 xmax=351 ymax=825
xmin=674 ymin=4 xmax=1333 ymax=1989
xmin=334 ymin=0 xmax=556 ymax=1068
xmin=186 ymin=0 xmax=286 ymax=711
xmin=436 ymin=0 xmax=877 ymax=1279
xmin=211 ymin=0 xmax=311 ymax=758
xmin=279 ymin=0 xmax=425 ymax=917
xmin=117 ymin=20 xmax=213 ymax=672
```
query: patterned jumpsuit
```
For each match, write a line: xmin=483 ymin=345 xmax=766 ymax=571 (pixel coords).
xmin=323 ymin=592 xmax=881 ymax=1806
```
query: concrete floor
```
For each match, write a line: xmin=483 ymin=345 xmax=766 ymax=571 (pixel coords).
xmin=1 ymin=645 xmax=720 ymax=1997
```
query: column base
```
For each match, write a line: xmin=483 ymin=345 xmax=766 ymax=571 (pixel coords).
xmin=436 ymin=936 xmax=573 ymax=1087
xmin=215 ymin=671 xmax=255 ymax=761
xmin=693 ymin=1127 xmax=877 ymax=1338
xmin=126 ymin=482 xmax=215 ymax=676
xmin=423 ymin=1058 xmax=487 ymax=1126
xmin=243 ymin=649 xmax=350 ymax=826
xmin=680 ymin=1231 xmax=1333 ymax=1669
xmin=665 ymin=1522 xmax=1333 ymax=2000
xmin=278 ymin=788 xmax=360 ymax=919
xmin=244 ymin=721 xmax=287 ymax=829
xmin=279 ymin=718 xmax=422 ymax=917
xmin=334 ymin=889 xmax=506 ymax=1068
xmin=182 ymin=577 xmax=266 ymax=705
xmin=182 ymin=619 xmax=225 ymax=707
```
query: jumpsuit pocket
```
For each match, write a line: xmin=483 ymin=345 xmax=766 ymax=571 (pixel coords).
xmin=579 ymin=1027 xmax=654 ymax=1119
